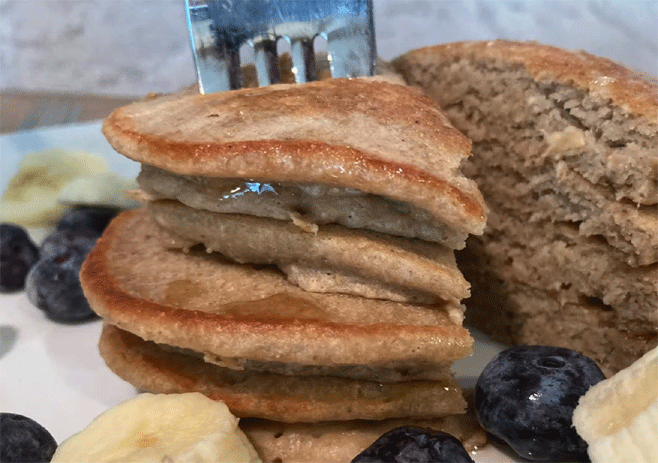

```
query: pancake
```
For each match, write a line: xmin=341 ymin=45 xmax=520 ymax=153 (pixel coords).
xmin=240 ymin=415 xmax=486 ymax=463
xmin=137 ymin=164 xmax=469 ymax=250
xmin=99 ymin=324 xmax=467 ymax=422
xmin=88 ymin=72 xmax=487 ymax=447
xmin=162 ymin=342 xmax=458 ymax=383
xmin=393 ymin=40 xmax=658 ymax=373
xmin=147 ymin=199 xmax=470 ymax=305
xmin=81 ymin=210 xmax=473 ymax=370
xmin=101 ymin=77 xmax=487 ymax=238
xmin=393 ymin=40 xmax=658 ymax=206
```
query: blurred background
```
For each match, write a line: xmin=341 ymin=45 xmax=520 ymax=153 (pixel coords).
xmin=1 ymin=0 xmax=656 ymax=132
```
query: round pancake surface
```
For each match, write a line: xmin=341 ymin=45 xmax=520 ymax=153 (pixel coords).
xmin=81 ymin=210 xmax=472 ymax=368
xmin=147 ymin=199 xmax=470 ymax=305
xmin=240 ymin=415 xmax=487 ymax=462
xmin=99 ymin=324 xmax=467 ymax=422
xmin=101 ymin=78 xmax=487 ymax=235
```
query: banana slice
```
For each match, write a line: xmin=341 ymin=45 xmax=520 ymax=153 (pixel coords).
xmin=51 ymin=393 xmax=261 ymax=463
xmin=58 ymin=172 xmax=140 ymax=209
xmin=0 ymin=149 xmax=110 ymax=226
xmin=573 ymin=345 xmax=658 ymax=463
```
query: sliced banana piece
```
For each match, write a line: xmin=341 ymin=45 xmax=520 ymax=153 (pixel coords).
xmin=573 ymin=345 xmax=658 ymax=463
xmin=0 ymin=149 xmax=110 ymax=226
xmin=51 ymin=393 xmax=261 ymax=463
xmin=58 ymin=172 xmax=140 ymax=209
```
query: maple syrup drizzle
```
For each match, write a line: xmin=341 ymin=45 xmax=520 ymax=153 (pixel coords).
xmin=221 ymin=293 xmax=326 ymax=321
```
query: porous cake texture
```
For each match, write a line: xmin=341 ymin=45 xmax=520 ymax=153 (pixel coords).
xmin=394 ymin=40 xmax=658 ymax=375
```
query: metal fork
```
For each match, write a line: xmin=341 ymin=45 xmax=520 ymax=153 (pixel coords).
xmin=185 ymin=0 xmax=376 ymax=93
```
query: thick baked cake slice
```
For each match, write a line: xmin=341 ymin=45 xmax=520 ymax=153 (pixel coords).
xmin=393 ymin=40 xmax=658 ymax=374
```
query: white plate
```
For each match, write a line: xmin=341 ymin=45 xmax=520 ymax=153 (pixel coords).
xmin=0 ymin=122 xmax=519 ymax=462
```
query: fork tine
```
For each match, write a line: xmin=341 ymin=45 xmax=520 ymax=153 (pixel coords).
xmin=186 ymin=0 xmax=243 ymax=93
xmin=218 ymin=45 xmax=243 ymax=91
xmin=325 ymin=0 xmax=376 ymax=78
xmin=290 ymin=38 xmax=316 ymax=84
xmin=326 ymin=30 xmax=374 ymax=79
xmin=186 ymin=0 xmax=375 ymax=93
xmin=254 ymin=38 xmax=281 ymax=87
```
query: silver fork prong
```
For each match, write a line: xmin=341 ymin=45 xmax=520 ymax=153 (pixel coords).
xmin=186 ymin=0 xmax=243 ymax=93
xmin=254 ymin=38 xmax=281 ymax=87
xmin=186 ymin=0 xmax=376 ymax=93
xmin=290 ymin=38 xmax=316 ymax=84
xmin=325 ymin=1 xmax=375 ymax=78
xmin=326 ymin=28 xmax=375 ymax=79
xmin=220 ymin=45 xmax=243 ymax=91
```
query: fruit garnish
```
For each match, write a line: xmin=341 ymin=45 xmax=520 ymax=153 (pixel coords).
xmin=25 ymin=249 xmax=96 ymax=323
xmin=58 ymin=173 xmax=139 ymax=209
xmin=55 ymin=207 xmax=118 ymax=236
xmin=51 ymin=393 xmax=261 ymax=463
xmin=475 ymin=345 xmax=605 ymax=461
xmin=573 ymin=344 xmax=658 ymax=463
xmin=0 ymin=223 xmax=39 ymax=293
xmin=0 ymin=149 xmax=110 ymax=227
xmin=0 ymin=413 xmax=57 ymax=463
xmin=351 ymin=426 xmax=475 ymax=463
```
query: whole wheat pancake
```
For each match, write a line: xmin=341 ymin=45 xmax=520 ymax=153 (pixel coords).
xmin=393 ymin=40 xmax=658 ymax=373
xmin=148 ymin=199 xmax=469 ymax=305
xmin=101 ymin=77 xmax=486 ymax=237
xmin=163 ymin=343 xmax=457 ymax=383
xmin=99 ymin=324 xmax=467 ymax=422
xmin=393 ymin=40 xmax=658 ymax=207
xmin=137 ymin=165 xmax=470 ymax=249
xmin=240 ymin=415 xmax=487 ymax=463
xmin=81 ymin=210 xmax=472 ymax=370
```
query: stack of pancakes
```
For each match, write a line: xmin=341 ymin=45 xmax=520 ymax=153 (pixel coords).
xmin=394 ymin=40 xmax=658 ymax=375
xmin=80 ymin=77 xmax=488 ymax=459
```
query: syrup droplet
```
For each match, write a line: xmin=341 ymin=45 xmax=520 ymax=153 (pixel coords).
xmin=221 ymin=293 xmax=326 ymax=321
xmin=162 ymin=279 xmax=204 ymax=307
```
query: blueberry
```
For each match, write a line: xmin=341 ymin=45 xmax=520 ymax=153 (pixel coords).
xmin=351 ymin=426 xmax=474 ymax=463
xmin=0 ymin=223 xmax=39 ymax=292
xmin=25 ymin=251 xmax=97 ymax=322
xmin=475 ymin=346 xmax=606 ymax=461
xmin=56 ymin=207 xmax=117 ymax=235
xmin=0 ymin=413 xmax=57 ymax=463
xmin=39 ymin=229 xmax=97 ymax=260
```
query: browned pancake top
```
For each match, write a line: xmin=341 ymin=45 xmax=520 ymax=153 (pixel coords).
xmin=99 ymin=324 xmax=467 ymax=422
xmin=81 ymin=210 xmax=472 ymax=367
xmin=101 ymin=77 xmax=486 ymax=235
xmin=148 ymin=199 xmax=470 ymax=305
xmin=398 ymin=40 xmax=658 ymax=121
